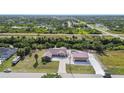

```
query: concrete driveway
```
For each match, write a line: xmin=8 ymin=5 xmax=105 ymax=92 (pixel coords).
xmin=52 ymin=57 xmax=67 ymax=73
xmin=58 ymin=61 xmax=66 ymax=73
xmin=88 ymin=53 xmax=105 ymax=76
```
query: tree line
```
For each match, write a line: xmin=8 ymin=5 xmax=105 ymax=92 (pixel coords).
xmin=0 ymin=36 xmax=124 ymax=58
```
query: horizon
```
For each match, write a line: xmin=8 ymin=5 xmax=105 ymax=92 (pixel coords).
xmin=0 ymin=14 xmax=124 ymax=16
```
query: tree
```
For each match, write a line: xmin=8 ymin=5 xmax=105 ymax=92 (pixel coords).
xmin=24 ymin=47 xmax=31 ymax=55
xmin=17 ymin=48 xmax=25 ymax=58
xmin=34 ymin=54 xmax=39 ymax=63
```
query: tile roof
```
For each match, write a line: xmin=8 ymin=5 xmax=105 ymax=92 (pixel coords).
xmin=43 ymin=47 xmax=67 ymax=57
xmin=72 ymin=51 xmax=88 ymax=58
xmin=48 ymin=47 xmax=67 ymax=55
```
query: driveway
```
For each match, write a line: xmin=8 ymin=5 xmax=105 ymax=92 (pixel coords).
xmin=52 ymin=57 xmax=67 ymax=73
xmin=88 ymin=53 xmax=105 ymax=76
xmin=68 ymin=50 xmax=74 ymax=64
xmin=58 ymin=61 xmax=66 ymax=73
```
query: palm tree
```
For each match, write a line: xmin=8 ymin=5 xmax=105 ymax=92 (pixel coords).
xmin=34 ymin=54 xmax=38 ymax=63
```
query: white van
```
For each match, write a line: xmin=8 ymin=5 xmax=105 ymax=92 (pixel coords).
xmin=12 ymin=56 xmax=21 ymax=65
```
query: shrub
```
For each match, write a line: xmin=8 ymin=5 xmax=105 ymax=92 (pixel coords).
xmin=41 ymin=73 xmax=62 ymax=78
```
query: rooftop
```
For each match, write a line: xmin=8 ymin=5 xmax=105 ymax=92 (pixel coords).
xmin=72 ymin=51 xmax=88 ymax=58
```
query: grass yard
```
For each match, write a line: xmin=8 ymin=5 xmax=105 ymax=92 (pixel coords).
xmin=66 ymin=64 xmax=95 ymax=74
xmin=0 ymin=50 xmax=59 ymax=73
xmin=97 ymin=50 xmax=124 ymax=75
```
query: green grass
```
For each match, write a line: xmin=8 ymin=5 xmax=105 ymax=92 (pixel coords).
xmin=0 ymin=50 xmax=59 ymax=73
xmin=97 ymin=50 xmax=124 ymax=75
xmin=66 ymin=64 xmax=95 ymax=74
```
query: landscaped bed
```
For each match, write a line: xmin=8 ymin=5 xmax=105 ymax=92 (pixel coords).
xmin=0 ymin=50 xmax=59 ymax=73
xmin=97 ymin=50 xmax=124 ymax=75
xmin=66 ymin=64 xmax=95 ymax=74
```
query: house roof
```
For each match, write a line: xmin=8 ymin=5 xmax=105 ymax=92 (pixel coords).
xmin=72 ymin=51 xmax=88 ymax=58
xmin=43 ymin=47 xmax=68 ymax=58
xmin=48 ymin=47 xmax=67 ymax=55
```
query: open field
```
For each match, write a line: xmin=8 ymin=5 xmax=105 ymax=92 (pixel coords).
xmin=0 ymin=50 xmax=59 ymax=73
xmin=66 ymin=64 xmax=95 ymax=74
xmin=97 ymin=50 xmax=124 ymax=75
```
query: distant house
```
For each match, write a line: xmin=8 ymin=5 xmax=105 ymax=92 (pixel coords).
xmin=42 ymin=47 xmax=68 ymax=62
xmin=72 ymin=51 xmax=89 ymax=62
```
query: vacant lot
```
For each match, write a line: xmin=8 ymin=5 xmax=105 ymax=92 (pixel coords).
xmin=97 ymin=50 xmax=124 ymax=75
xmin=66 ymin=64 xmax=95 ymax=74
xmin=0 ymin=50 xmax=59 ymax=73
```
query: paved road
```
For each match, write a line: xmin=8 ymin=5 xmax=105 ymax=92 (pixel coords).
xmin=87 ymin=24 xmax=124 ymax=40
xmin=112 ymin=75 xmax=124 ymax=78
xmin=59 ymin=73 xmax=102 ymax=78
xmin=0 ymin=73 xmax=46 ymax=78
xmin=0 ymin=73 xmax=103 ymax=78
xmin=88 ymin=53 xmax=105 ymax=76
xmin=0 ymin=33 xmax=123 ymax=37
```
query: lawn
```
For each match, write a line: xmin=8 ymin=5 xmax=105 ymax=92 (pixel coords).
xmin=66 ymin=64 xmax=95 ymax=74
xmin=0 ymin=50 xmax=59 ymax=73
xmin=97 ymin=50 xmax=124 ymax=75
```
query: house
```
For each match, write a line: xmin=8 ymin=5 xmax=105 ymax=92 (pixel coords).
xmin=0 ymin=48 xmax=17 ymax=64
xmin=48 ymin=47 xmax=67 ymax=57
xmin=72 ymin=51 xmax=89 ymax=62
xmin=42 ymin=47 xmax=68 ymax=62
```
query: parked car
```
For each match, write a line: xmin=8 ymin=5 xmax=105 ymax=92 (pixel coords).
xmin=103 ymin=70 xmax=111 ymax=78
xmin=4 ymin=68 xmax=12 ymax=73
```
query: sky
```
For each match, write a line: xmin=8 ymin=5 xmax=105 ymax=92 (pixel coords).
xmin=0 ymin=0 xmax=124 ymax=15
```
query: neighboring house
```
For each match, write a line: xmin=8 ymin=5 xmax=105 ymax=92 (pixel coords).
xmin=72 ymin=51 xmax=89 ymax=62
xmin=0 ymin=48 xmax=17 ymax=64
xmin=42 ymin=47 xmax=68 ymax=62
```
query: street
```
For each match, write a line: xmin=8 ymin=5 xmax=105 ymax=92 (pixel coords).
xmin=0 ymin=73 xmax=46 ymax=78
xmin=0 ymin=73 xmax=103 ymax=78
xmin=87 ymin=24 xmax=124 ymax=40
